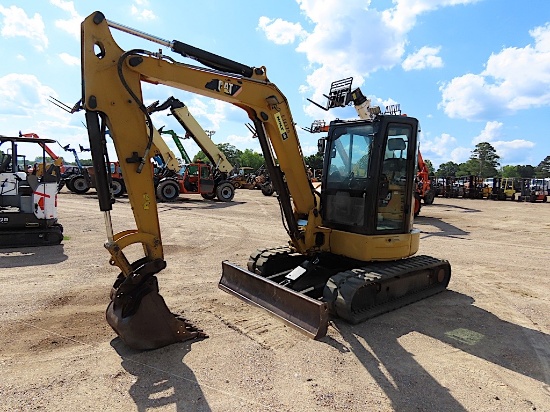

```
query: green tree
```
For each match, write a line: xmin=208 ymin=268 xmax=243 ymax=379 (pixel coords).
xmin=535 ymin=156 xmax=550 ymax=177
xmin=239 ymin=149 xmax=264 ymax=170
xmin=436 ymin=161 xmax=459 ymax=177
xmin=517 ymin=165 xmax=535 ymax=178
xmin=470 ymin=142 xmax=500 ymax=177
xmin=456 ymin=159 xmax=480 ymax=176
xmin=423 ymin=159 xmax=434 ymax=175
xmin=194 ymin=143 xmax=243 ymax=166
xmin=304 ymin=153 xmax=323 ymax=170
xmin=501 ymin=165 xmax=519 ymax=178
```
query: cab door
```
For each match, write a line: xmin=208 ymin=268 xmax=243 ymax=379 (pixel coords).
xmin=199 ymin=164 xmax=215 ymax=194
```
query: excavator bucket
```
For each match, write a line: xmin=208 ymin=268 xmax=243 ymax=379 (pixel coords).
xmin=106 ymin=263 xmax=206 ymax=350
xmin=219 ymin=261 xmax=329 ymax=339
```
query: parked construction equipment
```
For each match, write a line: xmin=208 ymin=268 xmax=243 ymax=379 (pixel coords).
xmin=18 ymin=132 xmax=65 ymax=189
xmin=517 ymin=178 xmax=548 ymax=202
xmin=0 ymin=135 xmax=63 ymax=247
xmin=148 ymin=97 xmax=235 ymax=202
xmin=68 ymin=161 xmax=126 ymax=197
xmin=490 ymin=177 xmax=518 ymax=200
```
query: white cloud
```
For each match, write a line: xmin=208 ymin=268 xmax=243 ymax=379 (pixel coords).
xmin=382 ymin=0 xmax=480 ymax=34
xmin=257 ymin=0 xmax=476 ymax=120
xmin=421 ymin=132 xmax=457 ymax=158
xmin=131 ymin=0 xmax=157 ymax=21
xmin=257 ymin=17 xmax=306 ymax=45
xmin=472 ymin=120 xmax=503 ymax=144
xmin=0 ymin=74 xmax=56 ymax=116
xmin=50 ymin=0 xmax=82 ymax=40
xmin=439 ymin=23 xmax=550 ymax=120
xmin=0 ymin=74 xmax=72 ymax=156
xmin=422 ymin=121 xmax=537 ymax=168
xmin=449 ymin=146 xmax=471 ymax=164
xmin=492 ymin=139 xmax=535 ymax=162
xmin=185 ymin=98 xmax=227 ymax=131
xmin=0 ymin=5 xmax=48 ymax=50
xmin=402 ymin=46 xmax=443 ymax=71
xmin=58 ymin=52 xmax=80 ymax=66
xmin=472 ymin=121 xmax=535 ymax=162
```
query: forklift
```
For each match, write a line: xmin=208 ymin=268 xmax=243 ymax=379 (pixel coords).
xmin=517 ymin=178 xmax=548 ymax=203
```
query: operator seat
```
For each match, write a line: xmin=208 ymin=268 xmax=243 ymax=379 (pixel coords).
xmin=383 ymin=158 xmax=406 ymax=183
xmin=0 ymin=153 xmax=11 ymax=173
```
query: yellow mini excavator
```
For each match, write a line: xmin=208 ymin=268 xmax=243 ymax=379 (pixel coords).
xmin=80 ymin=11 xmax=451 ymax=350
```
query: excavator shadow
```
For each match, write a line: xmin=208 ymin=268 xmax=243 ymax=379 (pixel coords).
xmin=157 ymin=199 xmax=246 ymax=211
xmin=429 ymin=202 xmax=482 ymax=213
xmin=110 ymin=338 xmax=211 ymax=412
xmin=113 ymin=196 xmax=245 ymax=210
xmin=415 ymin=216 xmax=470 ymax=239
xmin=325 ymin=290 xmax=550 ymax=411
xmin=0 ymin=245 xmax=68 ymax=268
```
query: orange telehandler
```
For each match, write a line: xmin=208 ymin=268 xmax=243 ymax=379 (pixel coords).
xmin=415 ymin=150 xmax=435 ymax=215
xmin=78 ymin=12 xmax=451 ymax=349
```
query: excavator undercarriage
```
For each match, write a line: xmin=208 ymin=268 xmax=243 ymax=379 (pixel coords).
xmin=221 ymin=247 xmax=450 ymax=338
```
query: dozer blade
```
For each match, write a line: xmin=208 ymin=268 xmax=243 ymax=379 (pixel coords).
xmin=219 ymin=261 xmax=329 ymax=339
xmin=107 ymin=260 xmax=206 ymax=350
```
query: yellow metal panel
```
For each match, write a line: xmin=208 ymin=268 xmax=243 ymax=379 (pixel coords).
xmin=328 ymin=230 xmax=419 ymax=261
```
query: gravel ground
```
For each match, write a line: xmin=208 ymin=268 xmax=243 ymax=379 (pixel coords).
xmin=1 ymin=188 xmax=549 ymax=411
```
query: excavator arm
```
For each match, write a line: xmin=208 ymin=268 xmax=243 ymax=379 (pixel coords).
xmin=82 ymin=12 xmax=318 ymax=254
xmin=81 ymin=11 xmax=323 ymax=348
xmin=158 ymin=128 xmax=191 ymax=164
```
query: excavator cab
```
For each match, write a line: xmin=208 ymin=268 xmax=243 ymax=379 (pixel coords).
xmin=322 ymin=118 xmax=416 ymax=235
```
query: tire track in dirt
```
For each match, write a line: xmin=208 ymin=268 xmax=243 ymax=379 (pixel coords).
xmin=203 ymin=301 xmax=307 ymax=350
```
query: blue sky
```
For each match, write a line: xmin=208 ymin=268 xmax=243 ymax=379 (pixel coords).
xmin=1 ymin=0 xmax=550 ymax=169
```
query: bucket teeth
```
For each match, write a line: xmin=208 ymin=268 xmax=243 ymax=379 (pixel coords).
xmin=174 ymin=315 xmax=209 ymax=339
xmin=106 ymin=259 xmax=207 ymax=350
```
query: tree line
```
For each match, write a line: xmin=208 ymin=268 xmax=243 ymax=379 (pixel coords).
xmin=432 ymin=142 xmax=550 ymax=179
xmin=195 ymin=143 xmax=325 ymax=172
xmin=37 ymin=140 xmax=550 ymax=180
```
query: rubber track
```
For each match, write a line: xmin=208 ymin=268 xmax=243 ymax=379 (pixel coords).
xmin=247 ymin=246 xmax=293 ymax=274
xmin=0 ymin=224 xmax=63 ymax=248
xmin=325 ymin=255 xmax=451 ymax=324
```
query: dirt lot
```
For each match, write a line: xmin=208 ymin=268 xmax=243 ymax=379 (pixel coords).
xmin=1 ymin=188 xmax=549 ymax=411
